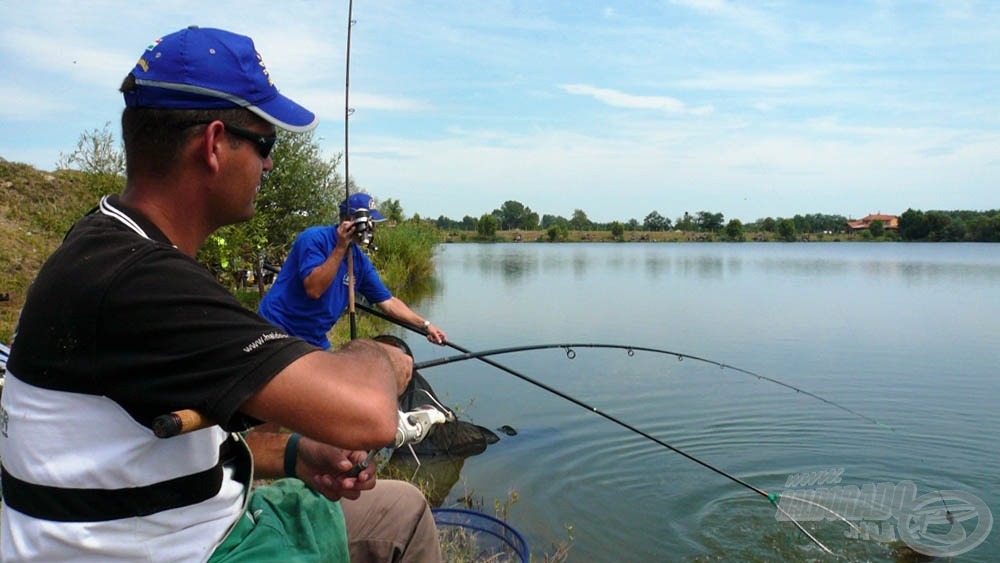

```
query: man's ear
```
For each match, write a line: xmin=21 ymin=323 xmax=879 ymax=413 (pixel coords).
xmin=198 ymin=121 xmax=226 ymax=173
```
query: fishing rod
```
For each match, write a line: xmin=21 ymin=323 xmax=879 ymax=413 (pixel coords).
xmin=344 ymin=0 xmax=358 ymax=340
xmin=356 ymin=302 xmax=890 ymax=553
xmin=358 ymin=303 xmax=889 ymax=430
xmin=417 ymin=344 xmax=888 ymax=429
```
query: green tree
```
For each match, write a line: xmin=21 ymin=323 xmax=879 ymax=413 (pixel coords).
xmin=724 ymin=219 xmax=745 ymax=242
xmin=541 ymin=214 xmax=569 ymax=229
xmin=57 ymin=121 xmax=126 ymax=176
xmin=494 ymin=200 xmax=523 ymax=230
xmin=570 ymin=209 xmax=591 ymax=230
xmin=696 ymin=211 xmax=725 ymax=233
xmin=460 ymin=215 xmax=478 ymax=231
xmin=761 ymin=217 xmax=777 ymax=233
xmin=925 ymin=211 xmax=953 ymax=241
xmin=942 ymin=217 xmax=967 ymax=241
xmin=675 ymin=212 xmax=696 ymax=232
xmin=643 ymin=211 xmax=668 ymax=231
xmin=898 ymin=208 xmax=929 ymax=240
xmin=380 ymin=198 xmax=404 ymax=223
xmin=522 ymin=210 xmax=540 ymax=230
xmin=477 ymin=213 xmax=498 ymax=238
xmin=610 ymin=221 xmax=625 ymax=241
xmin=776 ymin=219 xmax=797 ymax=242
xmin=492 ymin=200 xmax=539 ymax=230
xmin=967 ymin=214 xmax=1000 ymax=242
xmin=546 ymin=224 xmax=568 ymax=242
xmin=868 ymin=219 xmax=885 ymax=238
xmin=793 ymin=213 xmax=848 ymax=234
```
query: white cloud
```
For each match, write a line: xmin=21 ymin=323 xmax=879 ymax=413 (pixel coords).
xmin=558 ymin=84 xmax=713 ymax=115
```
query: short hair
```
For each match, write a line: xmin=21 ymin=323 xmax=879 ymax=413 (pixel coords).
xmin=119 ymin=73 xmax=264 ymax=177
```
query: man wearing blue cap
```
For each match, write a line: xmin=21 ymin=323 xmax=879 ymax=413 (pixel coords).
xmin=259 ymin=192 xmax=448 ymax=350
xmin=0 ymin=26 xmax=441 ymax=562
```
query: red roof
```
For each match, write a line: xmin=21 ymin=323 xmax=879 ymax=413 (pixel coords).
xmin=847 ymin=214 xmax=898 ymax=230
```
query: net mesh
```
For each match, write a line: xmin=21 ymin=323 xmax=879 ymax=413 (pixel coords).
xmin=432 ymin=508 xmax=529 ymax=563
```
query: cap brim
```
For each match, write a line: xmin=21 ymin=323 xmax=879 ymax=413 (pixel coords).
xmin=249 ymin=93 xmax=318 ymax=133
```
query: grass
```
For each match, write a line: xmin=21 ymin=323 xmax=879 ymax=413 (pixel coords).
xmin=0 ymin=160 xmax=125 ymax=342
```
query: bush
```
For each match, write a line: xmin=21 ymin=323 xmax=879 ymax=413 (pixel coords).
xmin=371 ymin=220 xmax=441 ymax=290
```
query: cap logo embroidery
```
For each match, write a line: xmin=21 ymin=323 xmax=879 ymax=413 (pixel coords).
xmin=256 ymin=52 xmax=274 ymax=87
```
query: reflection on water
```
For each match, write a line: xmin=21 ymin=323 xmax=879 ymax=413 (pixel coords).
xmin=416 ymin=242 xmax=1000 ymax=562
xmin=386 ymin=455 xmax=466 ymax=507
xmin=452 ymin=243 xmax=1000 ymax=286
xmin=464 ymin=247 xmax=538 ymax=284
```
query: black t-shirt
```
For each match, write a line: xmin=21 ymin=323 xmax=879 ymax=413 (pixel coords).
xmin=8 ymin=195 xmax=316 ymax=430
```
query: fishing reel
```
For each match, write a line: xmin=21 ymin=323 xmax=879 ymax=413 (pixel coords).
xmin=347 ymin=404 xmax=454 ymax=478
xmin=351 ymin=208 xmax=376 ymax=248
xmin=395 ymin=405 xmax=454 ymax=448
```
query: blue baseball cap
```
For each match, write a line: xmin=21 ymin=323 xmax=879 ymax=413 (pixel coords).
xmin=124 ymin=26 xmax=317 ymax=132
xmin=340 ymin=193 xmax=386 ymax=221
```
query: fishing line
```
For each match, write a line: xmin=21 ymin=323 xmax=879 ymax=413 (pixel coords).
xmin=356 ymin=303 xmax=863 ymax=554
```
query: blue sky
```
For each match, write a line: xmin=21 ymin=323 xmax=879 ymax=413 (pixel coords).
xmin=2 ymin=1 xmax=997 ymax=224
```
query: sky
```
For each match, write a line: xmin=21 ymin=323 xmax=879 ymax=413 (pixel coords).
xmin=1 ymin=1 xmax=997 ymax=224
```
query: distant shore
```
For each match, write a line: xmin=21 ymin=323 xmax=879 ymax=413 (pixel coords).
xmin=444 ymin=229 xmax=873 ymax=243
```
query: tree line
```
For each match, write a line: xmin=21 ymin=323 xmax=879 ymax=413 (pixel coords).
xmin=430 ymin=201 xmax=1000 ymax=243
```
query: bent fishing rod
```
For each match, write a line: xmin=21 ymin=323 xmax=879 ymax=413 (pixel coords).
xmin=358 ymin=303 xmax=888 ymax=430
xmin=354 ymin=304 xmax=882 ymax=554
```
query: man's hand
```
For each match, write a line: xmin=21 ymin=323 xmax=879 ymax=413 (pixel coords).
xmin=424 ymin=323 xmax=447 ymax=345
xmin=295 ymin=437 xmax=377 ymax=501
xmin=303 ymin=220 xmax=356 ymax=299
xmin=334 ymin=219 xmax=355 ymax=250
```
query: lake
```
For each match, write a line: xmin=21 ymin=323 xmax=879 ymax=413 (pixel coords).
xmin=395 ymin=242 xmax=998 ymax=562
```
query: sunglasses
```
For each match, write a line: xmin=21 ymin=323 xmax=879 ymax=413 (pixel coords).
xmin=221 ymin=123 xmax=277 ymax=159
xmin=180 ymin=121 xmax=277 ymax=159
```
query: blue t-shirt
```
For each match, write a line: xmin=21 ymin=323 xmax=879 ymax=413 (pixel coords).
xmin=258 ymin=226 xmax=392 ymax=348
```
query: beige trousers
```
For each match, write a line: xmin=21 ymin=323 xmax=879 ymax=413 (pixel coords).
xmin=341 ymin=479 xmax=443 ymax=562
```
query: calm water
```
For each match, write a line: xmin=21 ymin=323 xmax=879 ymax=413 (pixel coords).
xmin=397 ymin=242 xmax=998 ymax=562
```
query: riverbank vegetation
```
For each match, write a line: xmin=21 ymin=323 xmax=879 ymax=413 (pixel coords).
xmin=434 ymin=202 xmax=1000 ymax=243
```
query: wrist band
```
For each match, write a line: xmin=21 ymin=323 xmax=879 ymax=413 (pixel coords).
xmin=283 ymin=433 xmax=302 ymax=479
